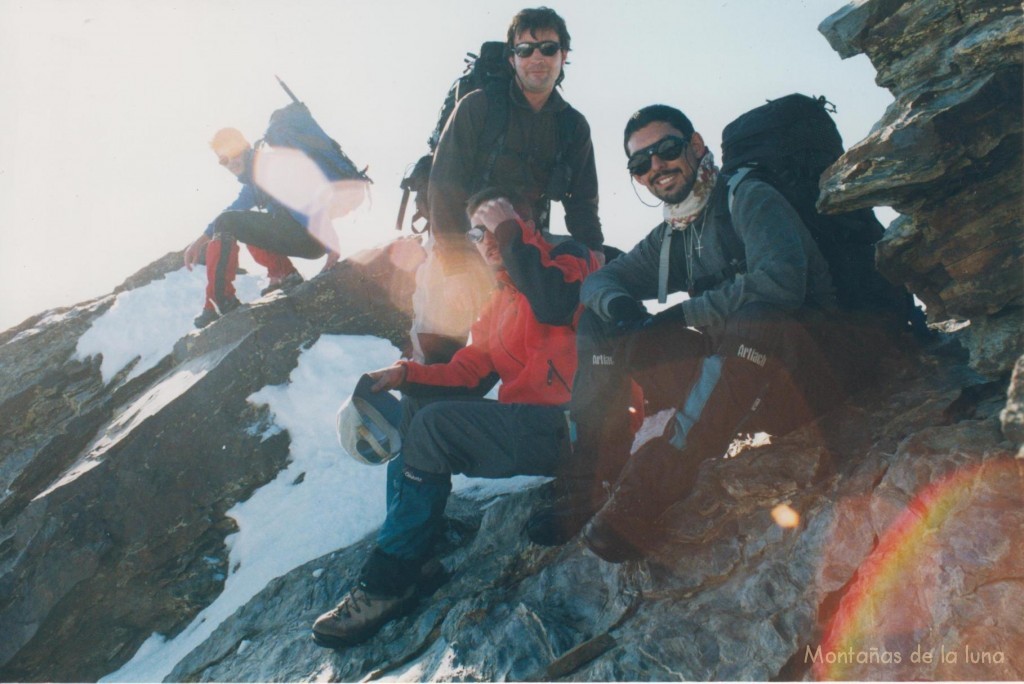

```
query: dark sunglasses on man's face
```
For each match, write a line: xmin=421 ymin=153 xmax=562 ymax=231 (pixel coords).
xmin=627 ymin=136 xmax=689 ymax=176
xmin=512 ymin=41 xmax=562 ymax=58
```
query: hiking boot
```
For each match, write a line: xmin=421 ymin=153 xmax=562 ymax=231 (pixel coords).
xmin=581 ymin=479 xmax=660 ymax=563
xmin=527 ymin=417 xmax=631 ymax=547
xmin=260 ymin=271 xmax=303 ymax=296
xmin=582 ymin=509 xmax=646 ymax=563
xmin=526 ymin=500 xmax=599 ymax=547
xmin=526 ymin=478 xmax=606 ymax=547
xmin=414 ymin=556 xmax=449 ymax=597
xmin=193 ymin=297 xmax=241 ymax=328
xmin=193 ymin=308 xmax=220 ymax=329
xmin=311 ymin=583 xmax=417 ymax=649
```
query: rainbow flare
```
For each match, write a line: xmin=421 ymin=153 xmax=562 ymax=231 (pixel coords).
xmin=813 ymin=457 xmax=1021 ymax=680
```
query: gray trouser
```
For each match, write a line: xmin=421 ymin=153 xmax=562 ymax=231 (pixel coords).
xmin=371 ymin=395 xmax=567 ymax=576
xmin=401 ymin=395 xmax=567 ymax=477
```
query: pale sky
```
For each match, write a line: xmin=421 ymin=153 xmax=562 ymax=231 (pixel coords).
xmin=0 ymin=0 xmax=893 ymax=331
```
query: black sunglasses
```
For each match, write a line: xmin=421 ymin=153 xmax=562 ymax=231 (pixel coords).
xmin=512 ymin=41 xmax=562 ymax=58
xmin=626 ymin=136 xmax=689 ymax=176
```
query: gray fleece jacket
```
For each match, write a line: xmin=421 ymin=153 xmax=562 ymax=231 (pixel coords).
xmin=582 ymin=177 xmax=836 ymax=331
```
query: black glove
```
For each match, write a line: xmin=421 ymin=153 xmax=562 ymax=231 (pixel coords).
xmin=601 ymin=244 xmax=626 ymax=263
xmin=607 ymin=296 xmax=648 ymax=333
xmin=647 ymin=302 xmax=687 ymax=328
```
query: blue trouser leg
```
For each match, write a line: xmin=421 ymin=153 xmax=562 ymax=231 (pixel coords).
xmin=360 ymin=455 xmax=450 ymax=596
xmin=371 ymin=460 xmax=452 ymax=566
xmin=374 ymin=394 xmax=481 ymax=560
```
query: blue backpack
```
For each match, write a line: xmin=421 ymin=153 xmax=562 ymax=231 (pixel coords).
xmin=262 ymin=77 xmax=371 ymax=184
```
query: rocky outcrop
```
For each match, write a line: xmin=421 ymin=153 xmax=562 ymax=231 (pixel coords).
xmin=0 ymin=240 xmax=419 ymax=682
xmin=818 ymin=0 xmax=1022 ymax=377
xmin=3 ymin=236 xmax=1019 ymax=682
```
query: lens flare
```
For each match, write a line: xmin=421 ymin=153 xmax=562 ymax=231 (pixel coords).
xmin=252 ymin=145 xmax=369 ymax=254
xmin=814 ymin=457 xmax=1022 ymax=680
xmin=771 ymin=503 xmax=800 ymax=528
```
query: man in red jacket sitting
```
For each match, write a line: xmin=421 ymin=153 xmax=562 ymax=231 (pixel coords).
xmin=312 ymin=187 xmax=599 ymax=649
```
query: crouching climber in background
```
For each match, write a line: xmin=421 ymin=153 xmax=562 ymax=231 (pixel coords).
xmin=183 ymin=127 xmax=340 ymax=328
xmin=311 ymin=187 xmax=600 ymax=648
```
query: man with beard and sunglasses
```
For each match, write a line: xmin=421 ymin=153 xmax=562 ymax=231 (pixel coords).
xmin=311 ymin=187 xmax=599 ymax=648
xmin=527 ymin=104 xmax=883 ymax=561
xmin=410 ymin=6 xmax=604 ymax=366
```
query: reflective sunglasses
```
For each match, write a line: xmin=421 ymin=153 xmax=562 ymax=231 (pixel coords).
xmin=467 ymin=225 xmax=487 ymax=243
xmin=512 ymin=41 xmax=562 ymax=58
xmin=626 ymin=136 xmax=689 ymax=176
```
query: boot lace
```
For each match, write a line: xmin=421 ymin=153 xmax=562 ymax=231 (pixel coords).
xmin=330 ymin=586 xmax=370 ymax=618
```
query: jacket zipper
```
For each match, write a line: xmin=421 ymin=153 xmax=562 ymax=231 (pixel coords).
xmin=497 ymin=291 xmax=526 ymax=368
xmin=547 ymin=359 xmax=571 ymax=393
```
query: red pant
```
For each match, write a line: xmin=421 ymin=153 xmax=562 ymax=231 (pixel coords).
xmin=204 ymin=239 xmax=297 ymax=310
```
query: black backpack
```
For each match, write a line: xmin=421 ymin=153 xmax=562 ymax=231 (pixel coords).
xmin=719 ymin=93 xmax=915 ymax=326
xmin=396 ymin=41 xmax=576 ymax=234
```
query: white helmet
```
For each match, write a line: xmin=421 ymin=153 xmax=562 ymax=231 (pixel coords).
xmin=336 ymin=374 xmax=403 ymax=465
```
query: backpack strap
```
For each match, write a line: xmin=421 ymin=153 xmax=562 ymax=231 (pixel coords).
xmin=685 ymin=176 xmax=746 ymax=297
xmin=657 ymin=227 xmax=673 ymax=304
xmin=477 ymin=84 xmax=510 ymax=187
xmin=536 ymin=106 xmax=580 ymax=231
xmin=726 ymin=166 xmax=754 ymax=213
xmin=552 ymin=107 xmax=577 ymax=184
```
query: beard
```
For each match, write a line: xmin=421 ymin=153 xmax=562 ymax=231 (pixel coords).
xmin=650 ymin=170 xmax=697 ymax=205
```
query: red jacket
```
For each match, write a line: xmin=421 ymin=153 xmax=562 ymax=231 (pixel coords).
xmin=402 ymin=219 xmax=598 ymax=405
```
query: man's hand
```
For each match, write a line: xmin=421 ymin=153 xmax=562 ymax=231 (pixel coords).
xmin=184 ymin=234 xmax=211 ymax=271
xmin=469 ymin=197 xmax=519 ymax=233
xmin=368 ymin=364 xmax=407 ymax=392
xmin=607 ymin=296 xmax=648 ymax=333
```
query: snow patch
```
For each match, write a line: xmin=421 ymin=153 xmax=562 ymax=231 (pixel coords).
xmin=76 ymin=268 xmax=263 ymax=384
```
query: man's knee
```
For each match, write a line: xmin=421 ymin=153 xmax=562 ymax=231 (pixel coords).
xmin=211 ymin=211 xmax=247 ymax=240
xmin=575 ymin=309 xmax=627 ymax=379
xmin=577 ymin=308 xmax=616 ymax=345
xmin=717 ymin=303 xmax=807 ymax=371
xmin=401 ymin=402 xmax=461 ymax=475
xmin=716 ymin=303 xmax=844 ymax=432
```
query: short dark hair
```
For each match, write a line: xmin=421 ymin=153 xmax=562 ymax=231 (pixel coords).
xmin=466 ymin=186 xmax=534 ymax=222
xmin=623 ymin=105 xmax=695 ymax=156
xmin=507 ymin=7 xmax=570 ymax=50
xmin=507 ymin=7 xmax=571 ymax=86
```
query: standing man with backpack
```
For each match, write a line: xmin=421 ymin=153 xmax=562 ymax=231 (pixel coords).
xmin=183 ymin=127 xmax=342 ymax=328
xmin=527 ymin=103 xmax=903 ymax=560
xmin=411 ymin=6 xmax=604 ymax=363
